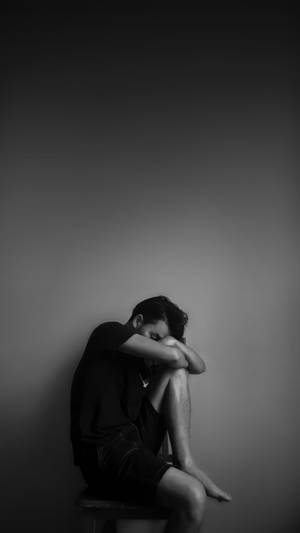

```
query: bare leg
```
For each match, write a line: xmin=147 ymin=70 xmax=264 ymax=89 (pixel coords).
xmin=147 ymin=367 xmax=232 ymax=502
xmin=154 ymin=465 xmax=206 ymax=532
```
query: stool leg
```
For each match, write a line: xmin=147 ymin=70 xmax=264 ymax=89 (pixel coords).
xmin=80 ymin=512 xmax=106 ymax=533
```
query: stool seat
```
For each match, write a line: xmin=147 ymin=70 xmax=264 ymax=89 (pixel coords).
xmin=78 ymin=488 xmax=171 ymax=520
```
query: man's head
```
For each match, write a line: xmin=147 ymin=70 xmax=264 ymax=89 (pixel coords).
xmin=127 ymin=295 xmax=188 ymax=342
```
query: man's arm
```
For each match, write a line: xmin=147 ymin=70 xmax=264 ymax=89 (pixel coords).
xmin=160 ymin=336 xmax=206 ymax=374
xmin=119 ymin=334 xmax=189 ymax=369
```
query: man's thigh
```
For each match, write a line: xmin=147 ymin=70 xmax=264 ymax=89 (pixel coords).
xmin=155 ymin=466 xmax=206 ymax=511
xmin=82 ymin=433 xmax=173 ymax=505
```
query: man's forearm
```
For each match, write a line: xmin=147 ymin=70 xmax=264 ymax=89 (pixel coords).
xmin=175 ymin=340 xmax=206 ymax=374
xmin=159 ymin=336 xmax=206 ymax=374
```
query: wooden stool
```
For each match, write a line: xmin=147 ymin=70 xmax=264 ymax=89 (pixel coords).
xmin=77 ymin=490 xmax=171 ymax=532
xmin=77 ymin=435 xmax=172 ymax=533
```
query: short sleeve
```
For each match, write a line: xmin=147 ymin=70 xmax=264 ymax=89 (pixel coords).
xmin=88 ymin=321 xmax=136 ymax=352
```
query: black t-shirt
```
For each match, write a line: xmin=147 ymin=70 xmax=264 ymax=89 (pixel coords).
xmin=70 ymin=321 xmax=151 ymax=465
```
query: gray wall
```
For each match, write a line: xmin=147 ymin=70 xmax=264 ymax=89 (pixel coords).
xmin=1 ymin=7 xmax=298 ymax=532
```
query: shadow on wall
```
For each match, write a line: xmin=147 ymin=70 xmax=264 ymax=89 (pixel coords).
xmin=1 ymin=348 xmax=85 ymax=533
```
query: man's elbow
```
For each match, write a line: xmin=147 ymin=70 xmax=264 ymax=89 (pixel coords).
xmin=200 ymin=361 xmax=206 ymax=373
xmin=170 ymin=347 xmax=189 ymax=368
xmin=191 ymin=360 xmax=206 ymax=374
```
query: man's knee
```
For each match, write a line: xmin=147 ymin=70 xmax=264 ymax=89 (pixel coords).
xmin=156 ymin=366 xmax=189 ymax=381
xmin=169 ymin=481 xmax=206 ymax=525
xmin=171 ymin=367 xmax=189 ymax=379
xmin=169 ymin=368 xmax=189 ymax=389
xmin=184 ymin=481 xmax=206 ymax=523
xmin=157 ymin=470 xmax=206 ymax=524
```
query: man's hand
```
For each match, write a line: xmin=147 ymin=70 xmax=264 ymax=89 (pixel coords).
xmin=159 ymin=336 xmax=189 ymax=369
xmin=160 ymin=335 xmax=206 ymax=374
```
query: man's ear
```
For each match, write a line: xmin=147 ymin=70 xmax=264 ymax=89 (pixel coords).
xmin=132 ymin=314 xmax=144 ymax=329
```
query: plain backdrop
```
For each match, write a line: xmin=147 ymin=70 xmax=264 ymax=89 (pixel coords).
xmin=0 ymin=6 xmax=298 ymax=533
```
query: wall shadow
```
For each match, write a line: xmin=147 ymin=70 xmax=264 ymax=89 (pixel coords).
xmin=1 ymin=346 xmax=86 ymax=533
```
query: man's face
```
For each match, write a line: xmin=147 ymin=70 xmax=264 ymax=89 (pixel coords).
xmin=134 ymin=316 xmax=170 ymax=341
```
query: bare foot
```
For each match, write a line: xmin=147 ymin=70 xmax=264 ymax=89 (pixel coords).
xmin=206 ymin=485 xmax=232 ymax=502
xmin=181 ymin=461 xmax=232 ymax=503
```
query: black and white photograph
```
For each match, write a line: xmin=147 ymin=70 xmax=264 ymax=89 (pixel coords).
xmin=0 ymin=4 xmax=298 ymax=533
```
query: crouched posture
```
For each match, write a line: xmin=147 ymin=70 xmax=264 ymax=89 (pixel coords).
xmin=71 ymin=296 xmax=231 ymax=533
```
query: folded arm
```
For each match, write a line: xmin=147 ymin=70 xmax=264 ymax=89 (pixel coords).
xmin=118 ymin=331 xmax=205 ymax=374
xmin=119 ymin=333 xmax=189 ymax=369
xmin=159 ymin=336 xmax=206 ymax=374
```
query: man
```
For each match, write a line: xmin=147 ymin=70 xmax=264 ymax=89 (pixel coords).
xmin=71 ymin=295 xmax=231 ymax=532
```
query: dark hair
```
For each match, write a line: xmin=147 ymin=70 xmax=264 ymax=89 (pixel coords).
xmin=129 ymin=295 xmax=188 ymax=341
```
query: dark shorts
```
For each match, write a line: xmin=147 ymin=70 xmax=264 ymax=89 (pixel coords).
xmin=79 ymin=396 xmax=172 ymax=505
